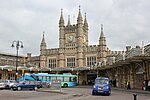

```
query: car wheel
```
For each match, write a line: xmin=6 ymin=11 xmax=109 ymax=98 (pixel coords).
xmin=63 ymin=83 xmax=68 ymax=88
xmin=17 ymin=87 xmax=21 ymax=91
xmin=107 ymin=91 xmax=111 ymax=96
xmin=92 ymin=91 xmax=95 ymax=95
xmin=34 ymin=86 xmax=38 ymax=91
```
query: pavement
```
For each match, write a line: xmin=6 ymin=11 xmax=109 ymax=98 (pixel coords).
xmin=37 ymin=85 xmax=150 ymax=95
xmin=37 ymin=87 xmax=85 ymax=100
xmin=36 ymin=86 xmax=150 ymax=100
xmin=112 ymin=87 xmax=150 ymax=95
xmin=76 ymin=85 xmax=150 ymax=95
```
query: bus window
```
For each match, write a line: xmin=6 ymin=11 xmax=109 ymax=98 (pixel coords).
xmin=43 ymin=76 xmax=46 ymax=81
xmin=57 ymin=76 xmax=63 ymax=81
xmin=45 ymin=76 xmax=48 ymax=81
xmin=38 ymin=76 xmax=43 ymax=81
xmin=69 ymin=77 xmax=77 ymax=82
xmin=48 ymin=76 xmax=51 ymax=81
xmin=51 ymin=76 xmax=56 ymax=81
xmin=72 ymin=77 xmax=77 ymax=82
xmin=64 ymin=77 xmax=69 ymax=82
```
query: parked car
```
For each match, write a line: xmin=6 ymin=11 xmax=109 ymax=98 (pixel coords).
xmin=0 ymin=80 xmax=10 ymax=89
xmin=11 ymin=80 xmax=42 ymax=91
xmin=0 ymin=80 xmax=18 ymax=89
xmin=92 ymin=77 xmax=111 ymax=96
xmin=7 ymin=80 xmax=18 ymax=88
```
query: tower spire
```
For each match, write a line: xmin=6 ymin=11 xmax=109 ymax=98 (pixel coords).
xmin=84 ymin=12 xmax=88 ymax=29
xmin=101 ymin=24 xmax=103 ymax=31
xmin=77 ymin=5 xmax=83 ymax=24
xmin=59 ymin=8 xmax=64 ymax=26
xmin=41 ymin=31 xmax=45 ymax=44
xmin=98 ymin=24 xmax=107 ymax=60
xmin=99 ymin=24 xmax=106 ymax=46
xmin=40 ymin=31 xmax=47 ymax=55
xmin=100 ymin=24 xmax=104 ymax=37
xmin=67 ymin=15 xmax=71 ymax=26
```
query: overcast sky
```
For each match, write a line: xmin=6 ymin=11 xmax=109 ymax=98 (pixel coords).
xmin=0 ymin=0 xmax=150 ymax=56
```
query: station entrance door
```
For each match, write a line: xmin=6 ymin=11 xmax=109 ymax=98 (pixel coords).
xmin=87 ymin=73 xmax=97 ymax=85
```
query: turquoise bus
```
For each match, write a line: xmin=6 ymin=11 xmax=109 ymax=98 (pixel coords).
xmin=19 ymin=73 xmax=78 ymax=87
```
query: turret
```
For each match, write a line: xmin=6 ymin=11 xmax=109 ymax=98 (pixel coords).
xmin=59 ymin=9 xmax=64 ymax=27
xmin=58 ymin=9 xmax=65 ymax=67
xmin=77 ymin=6 xmax=83 ymax=25
xmin=99 ymin=24 xmax=106 ymax=46
xmin=76 ymin=6 xmax=84 ymax=67
xmin=99 ymin=24 xmax=107 ymax=61
xmin=83 ymin=13 xmax=88 ymax=30
xmin=67 ymin=15 xmax=71 ymax=26
xmin=77 ymin=5 xmax=83 ymax=46
xmin=59 ymin=9 xmax=65 ymax=48
xmin=40 ymin=32 xmax=47 ymax=55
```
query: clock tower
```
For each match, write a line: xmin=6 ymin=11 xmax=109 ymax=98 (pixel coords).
xmin=58 ymin=6 xmax=88 ymax=67
xmin=59 ymin=7 xmax=88 ymax=48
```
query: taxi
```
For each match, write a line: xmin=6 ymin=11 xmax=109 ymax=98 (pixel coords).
xmin=92 ymin=77 xmax=111 ymax=96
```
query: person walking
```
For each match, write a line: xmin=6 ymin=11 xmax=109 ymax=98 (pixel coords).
xmin=127 ymin=81 xmax=131 ymax=90
xmin=141 ymin=82 xmax=145 ymax=90
xmin=148 ymin=80 xmax=150 ymax=91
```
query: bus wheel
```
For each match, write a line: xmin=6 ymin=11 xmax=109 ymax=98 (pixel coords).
xmin=63 ymin=83 xmax=68 ymax=88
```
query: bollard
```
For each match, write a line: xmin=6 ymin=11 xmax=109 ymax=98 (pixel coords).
xmin=133 ymin=93 xmax=137 ymax=100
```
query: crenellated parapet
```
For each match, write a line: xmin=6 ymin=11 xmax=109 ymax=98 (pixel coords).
xmin=47 ymin=48 xmax=59 ymax=55
xmin=109 ymin=51 xmax=123 ymax=56
xmin=125 ymin=46 xmax=142 ymax=59
xmin=64 ymin=24 xmax=77 ymax=33
xmin=115 ymin=46 xmax=143 ymax=62
xmin=86 ymin=45 xmax=98 ymax=52
xmin=108 ymin=51 xmax=123 ymax=63
xmin=30 ymin=56 xmax=40 ymax=61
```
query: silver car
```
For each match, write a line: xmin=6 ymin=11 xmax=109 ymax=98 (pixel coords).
xmin=7 ymin=80 xmax=18 ymax=88
xmin=0 ymin=80 xmax=9 ymax=89
xmin=0 ymin=80 xmax=18 ymax=89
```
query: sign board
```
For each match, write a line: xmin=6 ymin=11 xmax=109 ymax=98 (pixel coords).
xmin=50 ymin=80 xmax=61 ymax=92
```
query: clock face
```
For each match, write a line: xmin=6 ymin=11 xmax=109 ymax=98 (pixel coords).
xmin=67 ymin=35 xmax=73 ymax=42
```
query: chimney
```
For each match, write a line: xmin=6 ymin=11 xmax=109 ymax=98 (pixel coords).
xmin=126 ymin=46 xmax=131 ymax=51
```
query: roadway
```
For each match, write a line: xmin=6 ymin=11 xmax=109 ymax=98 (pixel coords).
xmin=0 ymin=86 xmax=150 ymax=100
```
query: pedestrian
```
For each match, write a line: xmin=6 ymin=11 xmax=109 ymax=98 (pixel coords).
xmin=141 ymin=82 xmax=145 ymax=90
xmin=148 ymin=80 xmax=150 ymax=91
xmin=145 ymin=80 xmax=148 ymax=90
xmin=127 ymin=81 xmax=131 ymax=90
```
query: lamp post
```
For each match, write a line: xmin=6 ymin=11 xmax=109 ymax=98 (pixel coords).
xmin=11 ymin=40 xmax=23 ymax=80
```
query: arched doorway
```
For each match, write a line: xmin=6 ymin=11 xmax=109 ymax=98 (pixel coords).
xmin=135 ymin=67 xmax=144 ymax=89
xmin=87 ymin=72 xmax=97 ymax=85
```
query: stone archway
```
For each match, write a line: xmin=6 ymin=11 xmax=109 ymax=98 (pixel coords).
xmin=135 ymin=64 xmax=144 ymax=89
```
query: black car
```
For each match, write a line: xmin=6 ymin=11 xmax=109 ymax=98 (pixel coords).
xmin=11 ymin=80 xmax=42 ymax=91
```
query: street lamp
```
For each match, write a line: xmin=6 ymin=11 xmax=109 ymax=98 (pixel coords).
xmin=11 ymin=40 xmax=23 ymax=80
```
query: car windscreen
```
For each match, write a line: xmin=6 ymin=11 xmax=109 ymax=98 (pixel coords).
xmin=10 ymin=80 xmax=17 ymax=83
xmin=95 ymin=79 xmax=109 ymax=84
xmin=0 ymin=80 xmax=4 ymax=83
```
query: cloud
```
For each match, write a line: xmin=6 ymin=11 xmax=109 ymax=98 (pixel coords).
xmin=0 ymin=0 xmax=150 ymax=56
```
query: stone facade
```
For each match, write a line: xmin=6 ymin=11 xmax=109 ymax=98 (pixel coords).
xmin=27 ymin=7 xmax=121 ymax=69
xmin=0 ymin=7 xmax=149 ymax=89
xmin=0 ymin=53 xmax=26 ymax=67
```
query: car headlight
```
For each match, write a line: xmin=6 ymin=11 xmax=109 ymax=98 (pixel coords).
xmin=93 ymin=85 xmax=96 ymax=88
xmin=105 ymin=86 xmax=109 ymax=89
